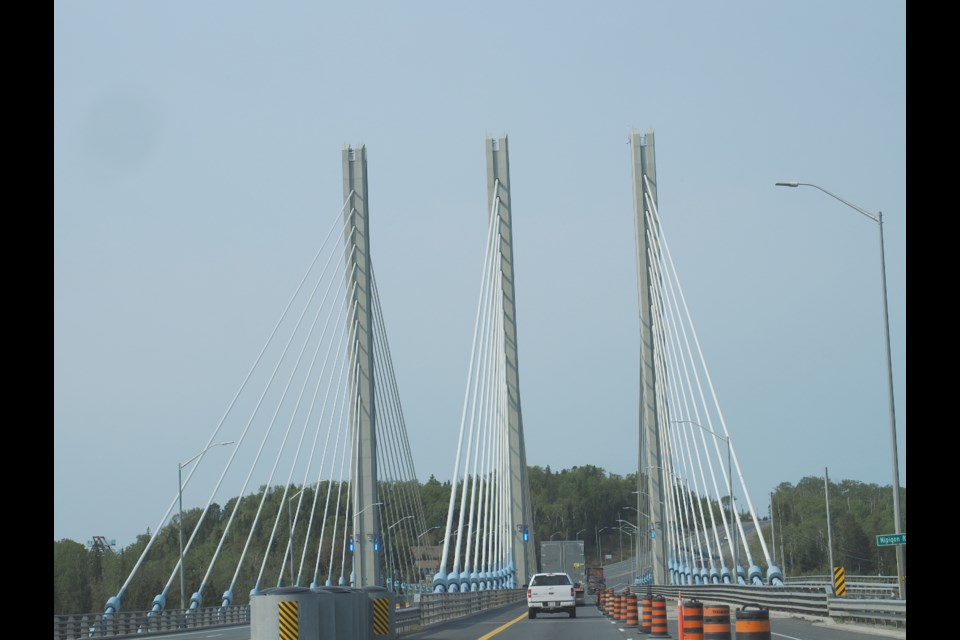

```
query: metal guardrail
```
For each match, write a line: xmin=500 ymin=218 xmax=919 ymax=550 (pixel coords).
xmin=784 ymin=579 xmax=900 ymax=599
xmin=53 ymin=590 xmax=527 ymax=640
xmin=634 ymin=584 xmax=905 ymax=629
xmin=412 ymin=589 xmax=525 ymax=631
xmin=829 ymin=596 xmax=907 ymax=626
xmin=785 ymin=574 xmax=900 ymax=584
xmin=53 ymin=605 xmax=250 ymax=639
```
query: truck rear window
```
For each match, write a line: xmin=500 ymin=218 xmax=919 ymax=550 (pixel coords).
xmin=531 ymin=575 xmax=571 ymax=586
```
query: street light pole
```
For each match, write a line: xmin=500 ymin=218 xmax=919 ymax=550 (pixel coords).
xmin=387 ymin=516 xmax=415 ymax=592
xmin=597 ymin=526 xmax=611 ymax=567
xmin=670 ymin=420 xmax=738 ymax=582
xmin=622 ymin=506 xmax=640 ymax=578
xmin=576 ymin=529 xmax=586 ymax=541
xmin=619 ymin=514 xmax=640 ymax=578
xmin=825 ymin=467 xmax=835 ymax=585
xmin=177 ymin=441 xmax=234 ymax=611
xmin=618 ymin=511 xmax=623 ymax=562
xmin=776 ymin=181 xmax=904 ymax=599
xmin=287 ymin=489 xmax=305 ymax=586
xmin=620 ymin=528 xmax=635 ymax=580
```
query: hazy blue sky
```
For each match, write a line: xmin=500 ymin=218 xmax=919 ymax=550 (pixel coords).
xmin=54 ymin=1 xmax=906 ymax=549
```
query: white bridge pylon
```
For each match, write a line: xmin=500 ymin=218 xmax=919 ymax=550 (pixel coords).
xmin=432 ymin=135 xmax=534 ymax=593
xmin=629 ymin=128 xmax=783 ymax=587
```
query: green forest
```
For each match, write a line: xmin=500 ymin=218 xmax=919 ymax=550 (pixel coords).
xmin=53 ymin=466 xmax=905 ymax=615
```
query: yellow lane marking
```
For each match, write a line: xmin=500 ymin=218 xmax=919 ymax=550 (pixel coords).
xmin=476 ymin=612 xmax=528 ymax=640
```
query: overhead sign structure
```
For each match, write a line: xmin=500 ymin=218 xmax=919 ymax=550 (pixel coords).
xmin=876 ymin=533 xmax=906 ymax=547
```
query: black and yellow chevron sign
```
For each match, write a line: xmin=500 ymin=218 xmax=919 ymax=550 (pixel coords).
xmin=279 ymin=600 xmax=299 ymax=639
xmin=372 ymin=597 xmax=390 ymax=636
xmin=833 ymin=566 xmax=847 ymax=597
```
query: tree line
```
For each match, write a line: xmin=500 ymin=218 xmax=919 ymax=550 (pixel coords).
xmin=54 ymin=467 xmax=905 ymax=615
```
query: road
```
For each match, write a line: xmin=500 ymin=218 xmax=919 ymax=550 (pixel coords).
xmin=136 ymin=593 xmax=905 ymax=640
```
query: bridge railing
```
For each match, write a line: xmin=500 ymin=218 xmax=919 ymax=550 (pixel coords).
xmin=637 ymin=584 xmax=905 ymax=629
xmin=783 ymin=578 xmax=900 ymax=599
xmin=412 ymin=589 xmax=525 ymax=630
xmin=52 ymin=590 xmax=527 ymax=640
xmin=52 ymin=605 xmax=250 ymax=640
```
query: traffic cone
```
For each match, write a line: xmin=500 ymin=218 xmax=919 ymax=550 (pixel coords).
xmin=678 ymin=591 xmax=684 ymax=640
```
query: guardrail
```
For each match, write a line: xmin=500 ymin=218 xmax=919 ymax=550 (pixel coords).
xmin=828 ymin=596 xmax=907 ymax=626
xmin=411 ymin=589 xmax=526 ymax=631
xmin=53 ymin=590 xmax=527 ymax=640
xmin=634 ymin=584 xmax=905 ymax=629
xmin=784 ymin=579 xmax=900 ymax=599
xmin=53 ymin=605 xmax=250 ymax=639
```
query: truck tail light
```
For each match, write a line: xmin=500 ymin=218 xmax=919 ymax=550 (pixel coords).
xmin=570 ymin=587 xmax=575 ymax=597
xmin=527 ymin=588 xmax=532 ymax=599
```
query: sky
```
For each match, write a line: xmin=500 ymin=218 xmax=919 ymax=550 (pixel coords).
xmin=54 ymin=1 xmax=906 ymax=550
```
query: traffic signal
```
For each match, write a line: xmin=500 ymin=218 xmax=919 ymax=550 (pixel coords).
xmin=349 ymin=537 xmax=355 ymax=553
xmin=374 ymin=535 xmax=381 ymax=552
xmin=523 ymin=526 xmax=529 ymax=542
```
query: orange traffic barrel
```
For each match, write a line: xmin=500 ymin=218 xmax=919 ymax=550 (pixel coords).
xmin=616 ymin=593 xmax=625 ymax=621
xmin=639 ymin=594 xmax=653 ymax=633
xmin=625 ymin=593 xmax=639 ymax=627
xmin=648 ymin=594 xmax=671 ymax=638
xmin=683 ymin=599 xmax=704 ymax=640
xmin=704 ymin=604 xmax=731 ymax=640
xmin=735 ymin=604 xmax=771 ymax=639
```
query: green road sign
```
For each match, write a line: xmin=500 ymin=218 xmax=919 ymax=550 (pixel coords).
xmin=876 ymin=533 xmax=906 ymax=546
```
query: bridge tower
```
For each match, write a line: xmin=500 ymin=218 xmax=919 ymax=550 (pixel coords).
xmin=342 ymin=144 xmax=382 ymax=588
xmin=629 ymin=128 xmax=669 ymax=585
xmin=485 ymin=134 xmax=535 ymax=587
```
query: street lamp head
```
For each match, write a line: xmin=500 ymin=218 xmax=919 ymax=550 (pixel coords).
xmin=617 ymin=519 xmax=639 ymax=531
xmin=775 ymin=182 xmax=799 ymax=187
xmin=388 ymin=515 xmax=414 ymax=531
xmin=354 ymin=501 xmax=385 ymax=518
xmin=179 ymin=441 xmax=235 ymax=469
xmin=417 ymin=526 xmax=441 ymax=539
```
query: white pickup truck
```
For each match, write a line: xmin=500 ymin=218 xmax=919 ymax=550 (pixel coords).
xmin=526 ymin=572 xmax=576 ymax=618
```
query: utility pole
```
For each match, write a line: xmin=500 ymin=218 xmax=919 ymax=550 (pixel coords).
xmin=825 ymin=467 xmax=835 ymax=589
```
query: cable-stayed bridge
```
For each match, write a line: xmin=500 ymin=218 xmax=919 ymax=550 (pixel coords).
xmin=99 ymin=130 xmax=784 ymax=624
